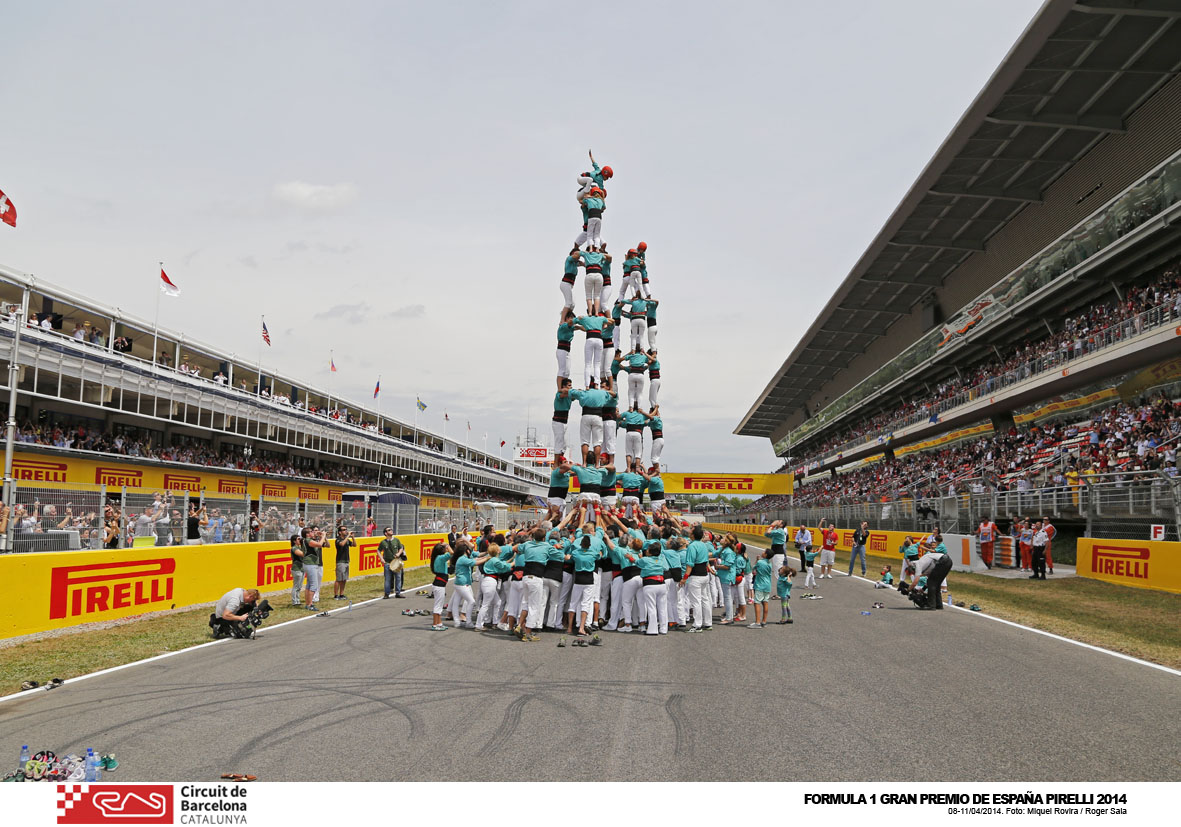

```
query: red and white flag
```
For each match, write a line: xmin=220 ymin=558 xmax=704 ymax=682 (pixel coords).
xmin=159 ymin=268 xmax=181 ymax=297
xmin=0 ymin=188 xmax=16 ymax=228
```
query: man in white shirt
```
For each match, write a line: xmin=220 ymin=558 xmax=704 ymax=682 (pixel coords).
xmin=793 ymin=525 xmax=812 ymax=572
xmin=1029 ymin=521 xmax=1049 ymax=580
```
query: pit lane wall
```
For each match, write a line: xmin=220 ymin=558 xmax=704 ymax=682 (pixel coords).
xmin=1075 ymin=538 xmax=1181 ymax=594
xmin=0 ymin=532 xmax=448 ymax=639
xmin=702 ymin=524 xmax=988 ymax=574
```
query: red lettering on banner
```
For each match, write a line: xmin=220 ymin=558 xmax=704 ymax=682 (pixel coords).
xmin=298 ymin=486 xmax=319 ymax=499
xmin=261 ymin=483 xmax=287 ymax=497
xmin=12 ymin=459 xmax=68 ymax=482
xmin=1092 ymin=545 xmax=1150 ymax=580
xmin=869 ymin=534 xmax=887 ymax=554
xmin=328 ymin=490 xmax=344 ymax=501
xmin=256 ymin=548 xmax=292 ymax=586
xmin=218 ymin=479 xmax=246 ymax=494
xmin=50 ymin=559 xmax=176 ymax=620
xmin=162 ymin=473 xmax=202 ymax=492
xmin=682 ymin=476 xmax=755 ymax=492
xmin=361 ymin=547 xmax=382 ymax=571
xmin=416 ymin=537 xmax=438 ymax=564
xmin=94 ymin=466 xmax=143 ymax=487
xmin=841 ymin=531 xmax=854 ymax=547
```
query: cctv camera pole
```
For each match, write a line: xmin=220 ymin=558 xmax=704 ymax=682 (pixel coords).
xmin=3 ymin=305 xmax=25 ymax=550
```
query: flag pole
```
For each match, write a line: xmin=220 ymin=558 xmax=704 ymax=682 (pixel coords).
xmin=413 ymin=397 xmax=419 ymax=447
xmin=327 ymin=349 xmax=334 ymax=414
xmin=151 ymin=261 xmax=162 ymax=366
xmin=376 ymin=374 xmax=383 ymax=433
xmin=256 ymin=315 xmax=264 ymax=396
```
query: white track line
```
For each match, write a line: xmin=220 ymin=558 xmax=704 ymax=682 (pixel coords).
xmin=740 ymin=535 xmax=1181 ymax=678
xmin=0 ymin=592 xmax=389 ymax=706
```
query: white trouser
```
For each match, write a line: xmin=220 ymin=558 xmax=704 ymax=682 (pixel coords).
xmin=579 ymin=415 xmax=604 ymax=451
xmin=621 ymin=576 xmax=643 ymax=626
xmin=560 ymin=281 xmax=575 ymax=309
xmin=622 ymin=495 xmax=640 ymax=519
xmin=584 ymin=339 xmax=603 ymax=387
xmin=601 ymin=345 xmax=614 ymax=381
xmin=584 ymin=272 xmax=603 ymax=307
xmin=621 ymin=271 xmax=641 ymax=300
xmin=543 ymin=576 xmax=563 ymax=627
xmin=678 ymin=579 xmax=689 ymax=622
xmin=647 ymin=323 xmax=657 ymax=350
xmin=640 ymin=278 xmax=651 ymax=299
xmin=592 ymin=570 xmax=602 ymax=609
xmin=506 ymin=579 xmax=524 ymax=618
xmin=628 ymin=373 xmax=645 ymax=407
xmin=650 ymin=436 xmax=664 ymax=465
xmin=630 ymin=317 xmax=647 ymax=349
xmin=569 ymin=583 xmax=594 ymax=621
xmin=552 ymin=419 xmax=568 ymax=458
xmin=587 ymin=217 xmax=602 ymax=247
xmin=769 ymin=553 xmax=785 ymax=596
xmin=666 ymin=579 xmax=681 ymax=624
xmin=451 ymin=584 xmax=475 ymax=626
xmin=548 ymin=495 xmax=568 ymax=514
xmin=643 ymin=583 xmax=668 ymax=634
xmin=556 ymin=348 xmax=570 ymax=379
xmin=731 ymin=583 xmax=745 ymax=611
xmin=557 ymin=571 xmax=574 ymax=620
xmin=606 ymin=573 xmax=624 ymax=629
xmin=577 ymin=176 xmax=594 ymax=196
xmin=648 ymin=377 xmax=660 ymax=407
xmin=804 ymin=567 xmax=816 ymax=588
xmin=522 ymin=575 xmax=546 ymax=629
xmin=612 ymin=324 xmax=622 ymax=351
xmin=687 ymin=575 xmax=712 ymax=628
xmin=600 ymin=280 xmax=613 ymax=310
xmin=710 ymin=573 xmax=722 ymax=606
xmin=625 ymin=430 xmax=643 ymax=462
xmin=475 ymin=578 xmax=501 ymax=626
xmin=432 ymin=584 xmax=448 ymax=616
xmin=602 ymin=420 xmax=617 ymax=456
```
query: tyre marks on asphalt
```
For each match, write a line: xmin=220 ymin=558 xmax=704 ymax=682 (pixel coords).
xmin=665 ymin=693 xmax=692 ymax=757
xmin=478 ymin=693 xmax=533 ymax=757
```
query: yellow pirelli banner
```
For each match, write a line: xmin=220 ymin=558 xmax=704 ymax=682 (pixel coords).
xmin=662 ymin=473 xmax=793 ymax=496
xmin=1076 ymin=537 xmax=1181 ymax=594
xmin=0 ymin=532 xmax=448 ymax=639
xmin=11 ymin=452 xmax=350 ymax=501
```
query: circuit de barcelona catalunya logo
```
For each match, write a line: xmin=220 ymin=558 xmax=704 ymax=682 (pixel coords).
xmin=58 ymin=784 xmax=174 ymax=824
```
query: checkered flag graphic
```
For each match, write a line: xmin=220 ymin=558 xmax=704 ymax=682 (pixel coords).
xmin=58 ymin=784 xmax=83 ymax=814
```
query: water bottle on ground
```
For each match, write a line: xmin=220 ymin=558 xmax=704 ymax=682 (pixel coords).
xmin=19 ymin=744 xmax=29 ymax=772
xmin=85 ymin=749 xmax=96 ymax=782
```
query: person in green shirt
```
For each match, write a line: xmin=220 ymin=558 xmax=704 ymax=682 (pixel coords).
xmin=379 ymin=527 xmax=407 ymax=598
xmin=875 ymin=565 xmax=894 ymax=590
xmin=450 ymin=543 xmax=492 ymax=629
xmin=573 ymin=314 xmax=608 ymax=390
xmin=776 ymin=565 xmax=796 ymax=624
xmin=620 ymin=401 xmax=652 ymax=469
xmin=625 ymin=296 xmax=648 ymax=351
xmin=301 ymin=527 xmax=326 ymax=611
xmin=683 ymin=524 xmax=716 ymax=631
xmin=645 ymin=297 xmax=659 ymax=349
xmin=556 ymin=309 xmax=576 ymax=388
xmin=475 ymin=544 xmax=511 ymax=629
xmin=560 ymin=247 xmax=581 ymax=311
xmin=623 ymin=348 xmax=651 ymax=411
xmin=715 ymin=540 xmax=738 ymax=624
xmin=765 ymin=519 xmax=788 ymax=599
xmin=601 ymin=383 xmax=619 ymax=466
xmin=576 ymin=187 xmax=606 ymax=249
xmin=552 ymin=380 xmax=573 ymax=466
xmin=620 ymin=248 xmax=644 ymax=301
xmin=638 ymin=541 xmax=670 ymax=635
xmin=429 ymin=542 xmax=452 ymax=630
xmin=580 ymin=248 xmax=607 ymax=314
xmin=751 ymin=549 xmax=774 ymax=627
xmin=289 ymin=533 xmax=305 ymax=607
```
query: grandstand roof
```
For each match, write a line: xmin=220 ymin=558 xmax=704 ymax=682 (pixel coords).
xmin=736 ymin=0 xmax=1181 ymax=440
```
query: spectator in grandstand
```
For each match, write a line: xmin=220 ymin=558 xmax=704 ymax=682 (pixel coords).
xmin=185 ymin=504 xmax=208 ymax=545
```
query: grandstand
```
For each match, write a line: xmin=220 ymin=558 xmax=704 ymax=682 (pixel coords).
xmin=735 ymin=0 xmax=1181 ymax=542
xmin=0 ymin=265 xmax=547 ymax=549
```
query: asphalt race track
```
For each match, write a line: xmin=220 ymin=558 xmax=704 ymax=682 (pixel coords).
xmin=1 ymin=575 xmax=1178 ymax=782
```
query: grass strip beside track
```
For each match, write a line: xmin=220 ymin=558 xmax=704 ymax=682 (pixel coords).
xmin=0 ymin=568 xmax=434 ymax=696
xmin=724 ymin=530 xmax=1181 ymax=670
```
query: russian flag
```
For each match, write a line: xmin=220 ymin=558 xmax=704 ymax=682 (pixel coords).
xmin=373 ymin=379 xmax=381 ymax=399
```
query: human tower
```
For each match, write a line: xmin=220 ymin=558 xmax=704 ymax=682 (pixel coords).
xmin=548 ymin=150 xmax=667 ymax=524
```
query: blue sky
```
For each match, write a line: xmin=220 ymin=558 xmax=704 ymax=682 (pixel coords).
xmin=0 ymin=0 xmax=1042 ymax=471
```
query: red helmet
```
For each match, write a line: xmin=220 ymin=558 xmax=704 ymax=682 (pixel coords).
xmin=637 ymin=241 xmax=647 ymax=251
xmin=627 ymin=248 xmax=638 ymax=257
xmin=589 ymin=187 xmax=604 ymax=198
xmin=601 ymin=165 xmax=613 ymax=179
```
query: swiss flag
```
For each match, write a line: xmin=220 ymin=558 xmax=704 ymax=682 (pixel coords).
xmin=0 ymin=188 xmax=15 ymax=227
xmin=159 ymin=268 xmax=181 ymax=297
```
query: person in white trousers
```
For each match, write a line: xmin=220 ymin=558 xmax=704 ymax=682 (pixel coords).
xmin=560 ymin=248 xmax=581 ymax=310
xmin=570 ymin=385 xmax=609 ymax=466
xmin=556 ymin=309 xmax=576 ymax=387
xmin=626 ymin=296 xmax=648 ymax=350
xmin=622 ymin=348 xmax=650 ymax=409
xmin=599 ymin=243 xmax=614 ymax=310
xmin=574 ymin=314 xmax=608 ymax=390
xmin=639 ymin=544 xmax=670 ymax=635
xmin=600 ymin=383 xmax=618 ymax=466
xmin=575 ymin=187 xmax=606 ymax=249
xmin=620 ymin=250 xmax=643 ymax=301
xmin=646 ymin=407 xmax=664 ymax=468
xmin=619 ymin=403 xmax=652 ymax=470
xmin=683 ymin=525 xmax=715 ymax=631
xmin=646 ymin=351 xmax=661 ymax=407
xmin=543 ymin=508 xmax=578 ymax=628
xmin=645 ymin=299 xmax=659 ymax=350
xmin=661 ymin=539 xmax=684 ymax=627
xmin=617 ymin=537 xmax=645 ymax=632
xmin=552 ymin=380 xmax=572 ymax=461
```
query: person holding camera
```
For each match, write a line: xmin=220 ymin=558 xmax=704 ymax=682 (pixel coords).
xmin=210 ymin=587 xmax=260 ymax=638
xmin=912 ymin=538 xmax=953 ymax=610
xmin=185 ymin=504 xmax=208 ymax=545
xmin=379 ymin=528 xmax=407 ymax=598
xmin=333 ymin=526 xmax=356 ymax=600
xmin=301 ymin=527 xmax=326 ymax=611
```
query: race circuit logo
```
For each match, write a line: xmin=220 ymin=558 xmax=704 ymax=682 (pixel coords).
xmin=1091 ymin=545 xmax=1149 ymax=580
xmin=256 ymin=548 xmax=292 ymax=587
xmin=50 ymin=559 xmax=176 ymax=620
xmin=162 ymin=473 xmax=202 ymax=492
xmin=217 ymin=479 xmax=246 ymax=494
xmin=12 ymin=458 xmax=68 ymax=482
xmin=58 ymin=783 xmax=173 ymax=824
xmin=682 ymin=476 xmax=754 ymax=492
xmin=94 ymin=466 xmax=144 ymax=487
xmin=260 ymin=483 xmax=287 ymax=497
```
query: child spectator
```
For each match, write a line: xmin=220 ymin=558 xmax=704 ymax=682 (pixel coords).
xmin=875 ymin=565 xmax=894 ymax=589
xmin=776 ymin=566 xmax=795 ymax=623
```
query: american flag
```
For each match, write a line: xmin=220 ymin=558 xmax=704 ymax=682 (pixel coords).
xmin=261 ymin=319 xmax=271 ymax=346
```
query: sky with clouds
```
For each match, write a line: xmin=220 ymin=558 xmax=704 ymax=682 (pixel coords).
xmin=0 ymin=0 xmax=1042 ymax=473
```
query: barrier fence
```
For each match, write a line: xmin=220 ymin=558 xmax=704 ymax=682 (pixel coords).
xmin=0 ymin=531 xmax=449 ymax=639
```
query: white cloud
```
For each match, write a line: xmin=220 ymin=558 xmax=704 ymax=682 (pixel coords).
xmin=272 ymin=180 xmax=358 ymax=211
xmin=387 ymin=304 xmax=425 ymax=319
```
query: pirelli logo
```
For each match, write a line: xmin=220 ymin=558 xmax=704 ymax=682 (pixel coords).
xmin=50 ymin=558 xmax=175 ymax=619
xmin=218 ymin=479 xmax=246 ymax=494
xmin=162 ymin=473 xmax=202 ymax=492
xmin=841 ymin=531 xmax=854 ymax=547
xmin=94 ymin=466 xmax=143 ymax=487
xmin=257 ymin=548 xmax=292 ymax=586
xmin=12 ymin=459 xmax=68 ymax=482
xmin=682 ymin=476 xmax=754 ymax=492
xmin=869 ymin=534 xmax=887 ymax=554
xmin=416 ymin=537 xmax=439 ymax=564
xmin=298 ymin=486 xmax=319 ymax=499
xmin=261 ymin=483 xmax=287 ymax=497
xmin=360 ymin=547 xmax=382 ymax=571
xmin=1092 ymin=545 xmax=1149 ymax=580
xmin=328 ymin=490 xmax=344 ymax=501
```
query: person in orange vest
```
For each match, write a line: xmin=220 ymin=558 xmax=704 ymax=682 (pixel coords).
xmin=1041 ymin=515 xmax=1056 ymax=575
xmin=1018 ymin=518 xmax=1033 ymax=571
xmin=976 ymin=516 xmax=998 ymax=569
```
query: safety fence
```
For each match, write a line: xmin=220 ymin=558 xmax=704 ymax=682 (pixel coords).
xmin=0 ymin=531 xmax=450 ymax=639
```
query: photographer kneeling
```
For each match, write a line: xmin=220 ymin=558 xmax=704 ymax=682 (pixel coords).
xmin=910 ymin=540 xmax=953 ymax=610
xmin=210 ymin=587 xmax=261 ymax=638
